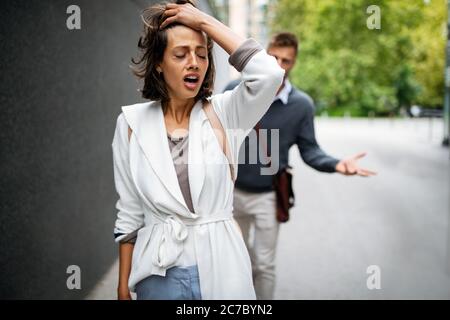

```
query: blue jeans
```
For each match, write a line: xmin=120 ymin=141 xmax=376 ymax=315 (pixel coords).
xmin=135 ymin=265 xmax=202 ymax=300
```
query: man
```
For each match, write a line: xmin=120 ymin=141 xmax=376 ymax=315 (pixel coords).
xmin=224 ymin=32 xmax=376 ymax=300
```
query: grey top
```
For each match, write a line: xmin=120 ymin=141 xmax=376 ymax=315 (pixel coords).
xmin=167 ymin=133 xmax=195 ymax=213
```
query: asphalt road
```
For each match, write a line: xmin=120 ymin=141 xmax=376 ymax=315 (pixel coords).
xmin=275 ymin=117 xmax=449 ymax=299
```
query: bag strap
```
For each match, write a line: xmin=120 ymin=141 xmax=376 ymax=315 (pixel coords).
xmin=202 ymin=100 xmax=236 ymax=183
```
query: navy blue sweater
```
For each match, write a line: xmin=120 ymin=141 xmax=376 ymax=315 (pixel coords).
xmin=224 ymin=79 xmax=340 ymax=193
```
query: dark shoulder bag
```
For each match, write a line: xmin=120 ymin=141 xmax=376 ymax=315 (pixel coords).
xmin=273 ymin=165 xmax=295 ymax=222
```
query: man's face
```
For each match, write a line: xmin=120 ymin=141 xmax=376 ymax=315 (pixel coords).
xmin=267 ymin=46 xmax=296 ymax=80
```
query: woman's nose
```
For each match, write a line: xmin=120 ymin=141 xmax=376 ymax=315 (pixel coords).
xmin=187 ymin=53 xmax=199 ymax=69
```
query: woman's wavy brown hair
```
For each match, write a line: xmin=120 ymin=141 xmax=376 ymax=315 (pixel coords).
xmin=131 ymin=0 xmax=215 ymax=108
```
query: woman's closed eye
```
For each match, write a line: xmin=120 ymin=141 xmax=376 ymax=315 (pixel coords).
xmin=175 ymin=54 xmax=207 ymax=59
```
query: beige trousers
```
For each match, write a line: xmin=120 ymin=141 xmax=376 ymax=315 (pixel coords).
xmin=233 ymin=187 xmax=279 ymax=300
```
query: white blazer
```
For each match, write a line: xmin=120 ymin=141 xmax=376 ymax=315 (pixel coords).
xmin=112 ymin=49 xmax=285 ymax=299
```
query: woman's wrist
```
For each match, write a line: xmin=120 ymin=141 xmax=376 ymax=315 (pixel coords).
xmin=198 ymin=10 xmax=210 ymax=30
xmin=199 ymin=13 xmax=216 ymax=36
xmin=199 ymin=14 xmax=245 ymax=55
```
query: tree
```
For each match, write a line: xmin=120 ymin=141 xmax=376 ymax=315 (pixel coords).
xmin=271 ymin=0 xmax=445 ymax=116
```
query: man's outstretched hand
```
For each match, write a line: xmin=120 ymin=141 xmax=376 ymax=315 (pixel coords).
xmin=335 ymin=152 xmax=377 ymax=177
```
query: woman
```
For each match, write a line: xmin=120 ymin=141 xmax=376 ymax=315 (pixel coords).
xmin=112 ymin=0 xmax=284 ymax=300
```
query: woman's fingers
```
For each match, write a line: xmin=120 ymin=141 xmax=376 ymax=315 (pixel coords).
xmin=160 ymin=8 xmax=178 ymax=29
xmin=162 ymin=8 xmax=179 ymax=18
xmin=160 ymin=3 xmax=203 ymax=30
xmin=165 ymin=3 xmax=178 ymax=9
xmin=160 ymin=16 xmax=177 ymax=29
xmin=160 ymin=4 xmax=181 ymax=29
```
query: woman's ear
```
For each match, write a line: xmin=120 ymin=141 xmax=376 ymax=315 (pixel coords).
xmin=156 ymin=66 xmax=162 ymax=74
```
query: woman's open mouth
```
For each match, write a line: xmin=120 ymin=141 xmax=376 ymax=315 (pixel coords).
xmin=183 ymin=75 xmax=200 ymax=90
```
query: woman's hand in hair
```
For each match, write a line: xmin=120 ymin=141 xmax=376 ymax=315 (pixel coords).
xmin=161 ymin=1 xmax=245 ymax=55
xmin=160 ymin=3 xmax=207 ymax=31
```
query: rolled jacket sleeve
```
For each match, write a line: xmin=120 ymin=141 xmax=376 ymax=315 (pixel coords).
xmin=212 ymin=39 xmax=285 ymax=133
xmin=228 ymin=38 xmax=264 ymax=72
xmin=111 ymin=113 xmax=144 ymax=243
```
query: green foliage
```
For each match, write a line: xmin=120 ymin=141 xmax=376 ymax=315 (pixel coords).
xmin=271 ymin=0 xmax=446 ymax=116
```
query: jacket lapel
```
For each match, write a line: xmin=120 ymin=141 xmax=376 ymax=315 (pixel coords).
xmin=121 ymin=100 xmax=208 ymax=215
xmin=188 ymin=100 xmax=208 ymax=213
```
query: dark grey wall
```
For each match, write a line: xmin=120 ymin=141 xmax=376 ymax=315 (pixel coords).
xmin=0 ymin=0 xmax=169 ymax=299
